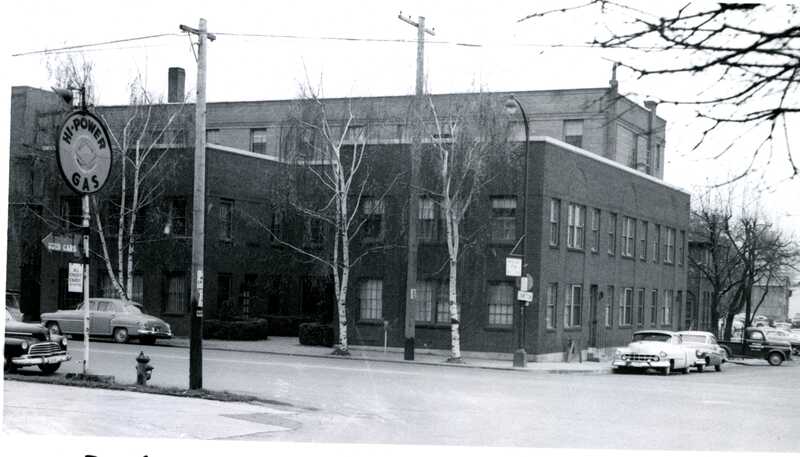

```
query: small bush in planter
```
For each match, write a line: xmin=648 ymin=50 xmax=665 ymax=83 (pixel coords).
xmin=298 ymin=322 xmax=335 ymax=347
xmin=203 ymin=318 xmax=269 ymax=340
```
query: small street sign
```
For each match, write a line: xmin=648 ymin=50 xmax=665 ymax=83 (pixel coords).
xmin=517 ymin=290 xmax=534 ymax=302
xmin=41 ymin=232 xmax=81 ymax=255
xmin=505 ymin=256 xmax=522 ymax=277
xmin=68 ymin=263 xmax=83 ymax=293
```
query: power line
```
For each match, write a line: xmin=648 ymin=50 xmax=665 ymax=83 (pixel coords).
xmin=11 ymin=33 xmax=183 ymax=57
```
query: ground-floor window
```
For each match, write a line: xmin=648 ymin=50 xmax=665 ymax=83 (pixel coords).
xmin=487 ymin=282 xmax=514 ymax=326
xmin=564 ymin=284 xmax=582 ymax=328
xmin=636 ymin=288 xmax=645 ymax=326
xmin=417 ymin=280 xmax=453 ymax=324
xmin=619 ymin=287 xmax=632 ymax=326
xmin=604 ymin=285 xmax=614 ymax=328
xmin=663 ymin=289 xmax=673 ymax=325
xmin=166 ymin=273 xmax=188 ymax=314
xmin=359 ymin=279 xmax=383 ymax=321
xmin=98 ymin=272 xmax=143 ymax=302
xmin=650 ymin=289 xmax=658 ymax=326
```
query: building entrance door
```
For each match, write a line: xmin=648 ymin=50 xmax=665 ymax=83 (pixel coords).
xmin=589 ymin=285 xmax=599 ymax=347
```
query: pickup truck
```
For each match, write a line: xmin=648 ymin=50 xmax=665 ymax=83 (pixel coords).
xmin=718 ymin=327 xmax=793 ymax=366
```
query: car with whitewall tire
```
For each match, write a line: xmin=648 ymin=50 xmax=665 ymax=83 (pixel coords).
xmin=612 ymin=330 xmax=699 ymax=375
xmin=5 ymin=309 xmax=70 ymax=374
xmin=677 ymin=330 xmax=726 ymax=372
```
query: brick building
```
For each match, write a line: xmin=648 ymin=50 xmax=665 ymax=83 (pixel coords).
xmin=7 ymin=77 xmax=687 ymax=359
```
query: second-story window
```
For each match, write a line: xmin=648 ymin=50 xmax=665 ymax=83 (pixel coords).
xmin=549 ymin=199 xmax=560 ymax=247
xmin=490 ymin=197 xmax=516 ymax=243
xmin=608 ymin=212 xmax=617 ymax=255
xmin=418 ymin=196 xmax=438 ymax=241
xmin=652 ymin=223 xmax=661 ymax=262
xmin=250 ymin=128 xmax=268 ymax=155
xmin=219 ymin=199 xmax=233 ymax=241
xmin=564 ymin=119 xmax=584 ymax=148
xmin=362 ymin=198 xmax=385 ymax=240
xmin=591 ymin=208 xmax=600 ymax=252
xmin=664 ymin=228 xmax=676 ymax=264
xmin=639 ymin=220 xmax=648 ymax=261
xmin=622 ymin=216 xmax=636 ymax=257
xmin=567 ymin=203 xmax=585 ymax=250
xmin=168 ymin=198 xmax=187 ymax=236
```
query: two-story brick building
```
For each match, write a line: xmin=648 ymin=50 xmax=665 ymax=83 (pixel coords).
xmin=7 ymin=73 xmax=687 ymax=359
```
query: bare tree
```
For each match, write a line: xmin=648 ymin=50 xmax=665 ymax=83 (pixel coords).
xmin=422 ymin=94 xmax=511 ymax=362
xmin=520 ymin=2 xmax=800 ymax=184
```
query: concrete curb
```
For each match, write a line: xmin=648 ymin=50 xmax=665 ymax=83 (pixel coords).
xmin=160 ymin=341 xmax=610 ymax=375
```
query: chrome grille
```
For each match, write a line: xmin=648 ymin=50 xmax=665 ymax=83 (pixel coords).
xmin=28 ymin=342 xmax=61 ymax=356
xmin=623 ymin=353 xmax=658 ymax=362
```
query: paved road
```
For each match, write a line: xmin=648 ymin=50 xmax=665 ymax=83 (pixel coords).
xmin=5 ymin=340 xmax=800 ymax=450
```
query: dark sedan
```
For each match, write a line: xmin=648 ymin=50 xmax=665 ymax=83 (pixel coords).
xmin=5 ymin=309 xmax=71 ymax=374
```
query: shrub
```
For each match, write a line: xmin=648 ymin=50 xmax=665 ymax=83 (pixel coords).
xmin=298 ymin=322 xmax=335 ymax=347
xmin=265 ymin=315 xmax=316 ymax=336
xmin=203 ymin=318 xmax=269 ymax=340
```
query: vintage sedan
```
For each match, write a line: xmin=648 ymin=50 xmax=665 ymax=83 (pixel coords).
xmin=678 ymin=330 xmax=726 ymax=372
xmin=612 ymin=330 xmax=698 ymax=375
xmin=5 ymin=308 xmax=71 ymax=374
xmin=41 ymin=298 xmax=172 ymax=344
xmin=762 ymin=328 xmax=800 ymax=355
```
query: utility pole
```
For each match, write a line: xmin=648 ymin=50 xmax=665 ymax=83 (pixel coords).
xmin=398 ymin=13 xmax=434 ymax=361
xmin=180 ymin=18 xmax=215 ymax=390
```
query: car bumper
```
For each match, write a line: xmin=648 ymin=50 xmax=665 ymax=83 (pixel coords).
xmin=135 ymin=329 xmax=172 ymax=339
xmin=11 ymin=353 xmax=71 ymax=366
xmin=612 ymin=360 xmax=670 ymax=369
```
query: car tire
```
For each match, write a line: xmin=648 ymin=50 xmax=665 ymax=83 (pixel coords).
xmin=46 ymin=322 xmax=61 ymax=336
xmin=767 ymin=352 xmax=784 ymax=366
xmin=696 ymin=364 xmax=704 ymax=373
xmin=715 ymin=363 xmax=722 ymax=372
xmin=662 ymin=362 xmax=672 ymax=376
xmin=38 ymin=363 xmax=61 ymax=375
xmin=681 ymin=364 xmax=690 ymax=375
xmin=4 ymin=355 xmax=16 ymax=374
xmin=113 ymin=327 xmax=129 ymax=344
xmin=722 ymin=346 xmax=733 ymax=360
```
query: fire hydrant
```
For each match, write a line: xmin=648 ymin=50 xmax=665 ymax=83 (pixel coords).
xmin=136 ymin=351 xmax=154 ymax=386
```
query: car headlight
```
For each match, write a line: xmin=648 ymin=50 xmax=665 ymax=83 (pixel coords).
xmin=659 ymin=351 xmax=667 ymax=358
xmin=20 ymin=341 xmax=28 ymax=351
xmin=61 ymin=337 xmax=68 ymax=348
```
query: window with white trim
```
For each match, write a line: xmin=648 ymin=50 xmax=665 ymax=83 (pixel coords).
xmin=567 ymin=203 xmax=586 ymax=250
xmin=490 ymin=197 xmax=517 ymax=243
xmin=664 ymin=228 xmax=676 ymax=264
xmin=418 ymin=196 xmax=438 ymax=241
xmin=564 ymin=284 xmax=582 ymax=328
xmin=622 ymin=216 xmax=636 ymax=257
xmin=636 ymin=288 xmax=645 ymax=326
xmin=663 ymin=289 xmax=673 ymax=325
xmin=359 ymin=279 xmax=383 ymax=321
xmin=650 ymin=289 xmax=658 ymax=325
xmin=549 ymin=199 xmax=560 ymax=247
xmin=639 ymin=220 xmax=648 ymax=261
xmin=605 ymin=286 xmax=614 ymax=328
xmin=608 ymin=212 xmax=617 ymax=255
xmin=590 ymin=208 xmax=600 ymax=252
xmin=652 ymin=223 xmax=661 ymax=262
xmin=546 ymin=283 xmax=557 ymax=329
xmin=619 ymin=287 xmax=633 ymax=326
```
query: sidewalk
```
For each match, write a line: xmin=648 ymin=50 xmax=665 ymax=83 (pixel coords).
xmin=160 ymin=336 xmax=610 ymax=374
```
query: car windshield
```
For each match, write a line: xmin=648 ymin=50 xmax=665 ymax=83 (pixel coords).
xmin=681 ymin=335 xmax=706 ymax=344
xmin=122 ymin=303 xmax=143 ymax=314
xmin=632 ymin=333 xmax=671 ymax=342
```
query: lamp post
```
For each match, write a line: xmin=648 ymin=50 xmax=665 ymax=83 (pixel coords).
xmin=505 ymin=95 xmax=530 ymax=368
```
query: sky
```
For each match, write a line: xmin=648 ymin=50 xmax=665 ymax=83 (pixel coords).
xmin=3 ymin=1 xmax=799 ymax=245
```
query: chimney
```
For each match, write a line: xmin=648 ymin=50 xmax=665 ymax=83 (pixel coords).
xmin=644 ymin=100 xmax=657 ymax=113
xmin=168 ymin=67 xmax=185 ymax=103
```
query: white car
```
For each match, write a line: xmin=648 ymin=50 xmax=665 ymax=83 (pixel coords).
xmin=677 ymin=330 xmax=726 ymax=372
xmin=612 ymin=330 xmax=699 ymax=375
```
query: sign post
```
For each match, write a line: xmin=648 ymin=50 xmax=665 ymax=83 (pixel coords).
xmin=56 ymin=106 xmax=113 ymax=376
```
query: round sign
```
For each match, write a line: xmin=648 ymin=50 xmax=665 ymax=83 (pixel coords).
xmin=56 ymin=110 xmax=113 ymax=194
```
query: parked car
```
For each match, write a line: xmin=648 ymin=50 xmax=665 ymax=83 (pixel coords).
xmin=677 ymin=330 xmax=726 ymax=372
xmin=5 ymin=308 xmax=71 ymax=374
xmin=41 ymin=298 xmax=172 ymax=344
xmin=719 ymin=327 xmax=792 ymax=366
xmin=612 ymin=330 xmax=699 ymax=375
xmin=761 ymin=328 xmax=800 ymax=355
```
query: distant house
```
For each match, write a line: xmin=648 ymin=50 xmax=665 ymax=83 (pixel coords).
xmin=751 ymin=277 xmax=792 ymax=322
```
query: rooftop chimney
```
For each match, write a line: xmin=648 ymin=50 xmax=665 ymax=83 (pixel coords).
xmin=168 ymin=67 xmax=185 ymax=103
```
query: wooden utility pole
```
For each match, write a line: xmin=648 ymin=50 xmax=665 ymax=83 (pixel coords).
xmin=180 ymin=18 xmax=215 ymax=390
xmin=399 ymin=13 xmax=434 ymax=361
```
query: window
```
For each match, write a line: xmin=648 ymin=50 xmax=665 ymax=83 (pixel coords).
xmin=240 ymin=274 xmax=256 ymax=318
xmin=219 ymin=199 xmax=233 ymax=241
xmin=487 ymin=282 xmax=514 ymax=326
xmin=567 ymin=203 xmax=586 ymax=249
xmin=166 ymin=273 xmax=188 ymax=314
xmin=206 ymin=129 xmax=220 ymax=144
xmin=639 ymin=220 xmax=648 ymax=261
xmin=359 ymin=279 xmax=383 ymax=320
xmin=664 ymin=228 xmax=676 ymax=264
xmin=679 ymin=230 xmax=686 ymax=267
xmin=652 ymin=223 xmax=661 ymax=262
xmin=417 ymin=281 xmax=434 ymax=323
xmin=622 ymin=216 xmax=636 ymax=257
xmin=417 ymin=280 xmax=452 ymax=324
xmin=564 ymin=119 xmax=584 ymax=148
xmin=218 ymin=273 xmax=232 ymax=310
xmin=98 ymin=273 xmax=143 ymax=303
xmin=491 ymin=197 xmax=517 ymax=243
xmin=418 ymin=196 xmax=438 ymax=241
xmin=608 ymin=212 xmax=617 ymax=255
xmin=250 ymin=128 xmax=268 ymax=154
xmin=619 ymin=287 xmax=633 ymax=326
xmin=663 ymin=289 xmax=673 ymax=325
xmin=435 ymin=281 xmax=455 ymax=324
xmin=650 ymin=289 xmax=658 ymax=325
xmin=362 ymin=198 xmax=385 ymax=240
xmin=636 ymin=288 xmax=646 ymax=326
xmin=590 ymin=208 xmax=600 ymax=253
xmin=304 ymin=217 xmax=324 ymax=246
xmin=564 ymin=284 xmax=582 ymax=327
xmin=605 ymin=286 xmax=614 ymax=328
xmin=168 ymin=198 xmax=187 ymax=236
xmin=61 ymin=196 xmax=82 ymax=229
xmin=549 ymin=199 xmax=561 ymax=247
xmin=270 ymin=210 xmax=284 ymax=244
xmin=676 ymin=291 xmax=683 ymax=326
xmin=546 ymin=283 xmax=557 ymax=329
